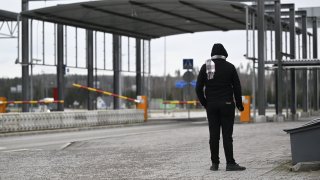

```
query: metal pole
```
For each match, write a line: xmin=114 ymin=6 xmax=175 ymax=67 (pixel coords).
xmin=42 ymin=21 xmax=45 ymax=65
xmin=313 ymin=17 xmax=319 ymax=111
xmin=114 ymin=35 xmax=121 ymax=109
xmin=54 ymin=24 xmax=57 ymax=66
xmin=289 ymin=6 xmax=296 ymax=117
xmin=163 ymin=37 xmax=167 ymax=113
xmin=57 ymin=24 xmax=64 ymax=111
xmin=65 ymin=26 xmax=67 ymax=66
xmin=103 ymin=33 xmax=106 ymax=70
xmin=87 ymin=30 xmax=94 ymax=110
xmin=301 ymin=12 xmax=308 ymax=113
xmin=128 ymin=37 xmax=130 ymax=72
xmin=270 ymin=30 xmax=273 ymax=60
xmin=275 ymin=0 xmax=283 ymax=116
xmin=22 ymin=0 xmax=30 ymax=112
xmin=136 ymin=38 xmax=142 ymax=96
xmin=246 ymin=6 xmax=249 ymax=57
xmin=17 ymin=15 xmax=20 ymax=64
xmin=94 ymin=31 xmax=97 ymax=86
xmin=148 ymin=40 xmax=151 ymax=111
xmin=143 ymin=40 xmax=145 ymax=95
xmin=30 ymin=19 xmax=33 ymax=112
xmin=75 ymin=27 xmax=78 ymax=68
xmin=252 ymin=11 xmax=256 ymax=121
xmin=257 ymin=0 xmax=266 ymax=116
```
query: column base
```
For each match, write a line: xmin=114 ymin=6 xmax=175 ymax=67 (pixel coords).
xmin=273 ymin=114 xmax=286 ymax=122
xmin=255 ymin=115 xmax=267 ymax=123
xmin=289 ymin=114 xmax=299 ymax=121
xmin=300 ymin=111 xmax=311 ymax=118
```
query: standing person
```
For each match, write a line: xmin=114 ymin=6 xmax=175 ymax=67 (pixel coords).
xmin=195 ymin=43 xmax=246 ymax=171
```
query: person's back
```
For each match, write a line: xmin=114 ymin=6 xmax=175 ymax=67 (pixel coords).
xmin=200 ymin=59 xmax=239 ymax=104
xmin=195 ymin=43 xmax=246 ymax=171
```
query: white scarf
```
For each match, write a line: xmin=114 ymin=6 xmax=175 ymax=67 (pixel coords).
xmin=206 ymin=55 xmax=226 ymax=80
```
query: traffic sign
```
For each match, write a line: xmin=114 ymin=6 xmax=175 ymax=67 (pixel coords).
xmin=175 ymin=80 xmax=187 ymax=88
xmin=183 ymin=59 xmax=193 ymax=69
xmin=183 ymin=71 xmax=195 ymax=82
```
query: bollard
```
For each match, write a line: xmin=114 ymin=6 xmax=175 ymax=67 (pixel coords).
xmin=0 ymin=97 xmax=7 ymax=113
xmin=137 ymin=96 xmax=148 ymax=122
xmin=240 ymin=96 xmax=251 ymax=123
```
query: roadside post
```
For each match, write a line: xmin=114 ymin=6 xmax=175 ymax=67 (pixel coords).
xmin=240 ymin=96 xmax=251 ymax=122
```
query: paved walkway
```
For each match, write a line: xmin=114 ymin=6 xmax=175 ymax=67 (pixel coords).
xmin=0 ymin=118 xmax=319 ymax=179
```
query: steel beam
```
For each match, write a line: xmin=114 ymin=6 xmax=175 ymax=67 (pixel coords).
xmin=113 ymin=34 xmax=121 ymax=109
xmin=81 ymin=4 xmax=193 ymax=34
xmin=179 ymin=0 xmax=246 ymax=26
xmin=289 ymin=5 xmax=296 ymax=115
xmin=257 ymin=0 xmax=266 ymax=115
xmin=86 ymin=30 xmax=94 ymax=110
xmin=313 ymin=17 xmax=319 ymax=111
xmin=21 ymin=0 xmax=30 ymax=112
xmin=301 ymin=12 xmax=308 ymax=112
xmin=136 ymin=38 xmax=142 ymax=96
xmin=129 ymin=1 xmax=227 ymax=31
xmin=275 ymin=0 xmax=283 ymax=115
xmin=25 ymin=11 xmax=156 ymax=39
xmin=57 ymin=24 xmax=64 ymax=111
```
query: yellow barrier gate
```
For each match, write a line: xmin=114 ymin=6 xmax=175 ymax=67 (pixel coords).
xmin=73 ymin=83 xmax=148 ymax=121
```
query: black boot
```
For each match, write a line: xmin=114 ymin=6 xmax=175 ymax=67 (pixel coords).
xmin=210 ymin=163 xmax=219 ymax=171
xmin=226 ymin=163 xmax=246 ymax=171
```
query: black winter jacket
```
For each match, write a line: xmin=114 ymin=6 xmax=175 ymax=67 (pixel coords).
xmin=195 ymin=58 xmax=243 ymax=108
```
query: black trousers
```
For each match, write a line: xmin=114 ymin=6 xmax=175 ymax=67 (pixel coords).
xmin=206 ymin=101 xmax=236 ymax=164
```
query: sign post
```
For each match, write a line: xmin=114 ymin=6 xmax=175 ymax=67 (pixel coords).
xmin=183 ymin=59 xmax=194 ymax=119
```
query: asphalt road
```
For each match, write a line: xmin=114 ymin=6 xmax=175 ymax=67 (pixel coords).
xmin=0 ymin=119 xmax=319 ymax=180
xmin=0 ymin=120 xmax=197 ymax=152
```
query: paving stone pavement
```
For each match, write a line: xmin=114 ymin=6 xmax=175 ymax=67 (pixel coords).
xmin=0 ymin=120 xmax=319 ymax=180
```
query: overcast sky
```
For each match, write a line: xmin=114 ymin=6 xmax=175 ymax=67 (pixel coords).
xmin=1 ymin=0 xmax=320 ymax=78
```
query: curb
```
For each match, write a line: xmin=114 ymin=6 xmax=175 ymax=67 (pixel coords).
xmin=0 ymin=117 xmax=207 ymax=137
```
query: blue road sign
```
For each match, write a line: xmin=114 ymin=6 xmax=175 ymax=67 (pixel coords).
xmin=183 ymin=59 xmax=193 ymax=69
xmin=175 ymin=80 xmax=187 ymax=88
xmin=190 ymin=80 xmax=197 ymax=87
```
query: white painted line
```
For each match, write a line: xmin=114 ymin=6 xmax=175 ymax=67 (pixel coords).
xmin=60 ymin=142 xmax=75 ymax=150
xmin=3 ymin=149 xmax=29 ymax=153
xmin=33 ymin=149 xmax=43 ymax=151
xmin=0 ymin=147 xmax=7 ymax=150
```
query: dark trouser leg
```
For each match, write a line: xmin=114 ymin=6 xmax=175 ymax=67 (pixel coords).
xmin=221 ymin=104 xmax=236 ymax=164
xmin=206 ymin=104 xmax=221 ymax=164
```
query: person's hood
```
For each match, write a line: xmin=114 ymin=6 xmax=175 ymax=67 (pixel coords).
xmin=210 ymin=43 xmax=228 ymax=58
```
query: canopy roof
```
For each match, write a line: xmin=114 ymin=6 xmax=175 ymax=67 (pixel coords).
xmin=22 ymin=0 xmax=248 ymax=39
xmin=0 ymin=9 xmax=18 ymax=21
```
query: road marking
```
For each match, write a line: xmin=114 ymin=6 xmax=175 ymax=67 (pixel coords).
xmin=60 ymin=142 xmax=75 ymax=150
xmin=0 ymin=147 xmax=7 ymax=150
xmin=3 ymin=149 xmax=29 ymax=153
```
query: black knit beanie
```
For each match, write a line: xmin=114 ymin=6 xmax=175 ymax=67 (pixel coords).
xmin=211 ymin=43 xmax=228 ymax=58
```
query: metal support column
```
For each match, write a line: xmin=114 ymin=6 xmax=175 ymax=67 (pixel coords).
xmin=136 ymin=38 xmax=142 ymax=96
xmin=257 ymin=0 xmax=266 ymax=116
xmin=57 ymin=24 xmax=64 ymax=111
xmin=289 ymin=6 xmax=296 ymax=116
xmin=301 ymin=12 xmax=308 ymax=113
xmin=21 ymin=0 xmax=29 ymax=112
xmin=87 ymin=30 xmax=94 ymax=110
xmin=312 ymin=17 xmax=318 ymax=111
xmin=113 ymin=34 xmax=121 ymax=109
xmin=275 ymin=0 xmax=283 ymax=116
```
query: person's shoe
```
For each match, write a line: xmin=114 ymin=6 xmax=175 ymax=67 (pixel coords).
xmin=226 ymin=163 xmax=246 ymax=171
xmin=210 ymin=163 xmax=219 ymax=171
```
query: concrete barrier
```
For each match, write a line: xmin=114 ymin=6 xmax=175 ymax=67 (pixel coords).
xmin=0 ymin=109 xmax=144 ymax=133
